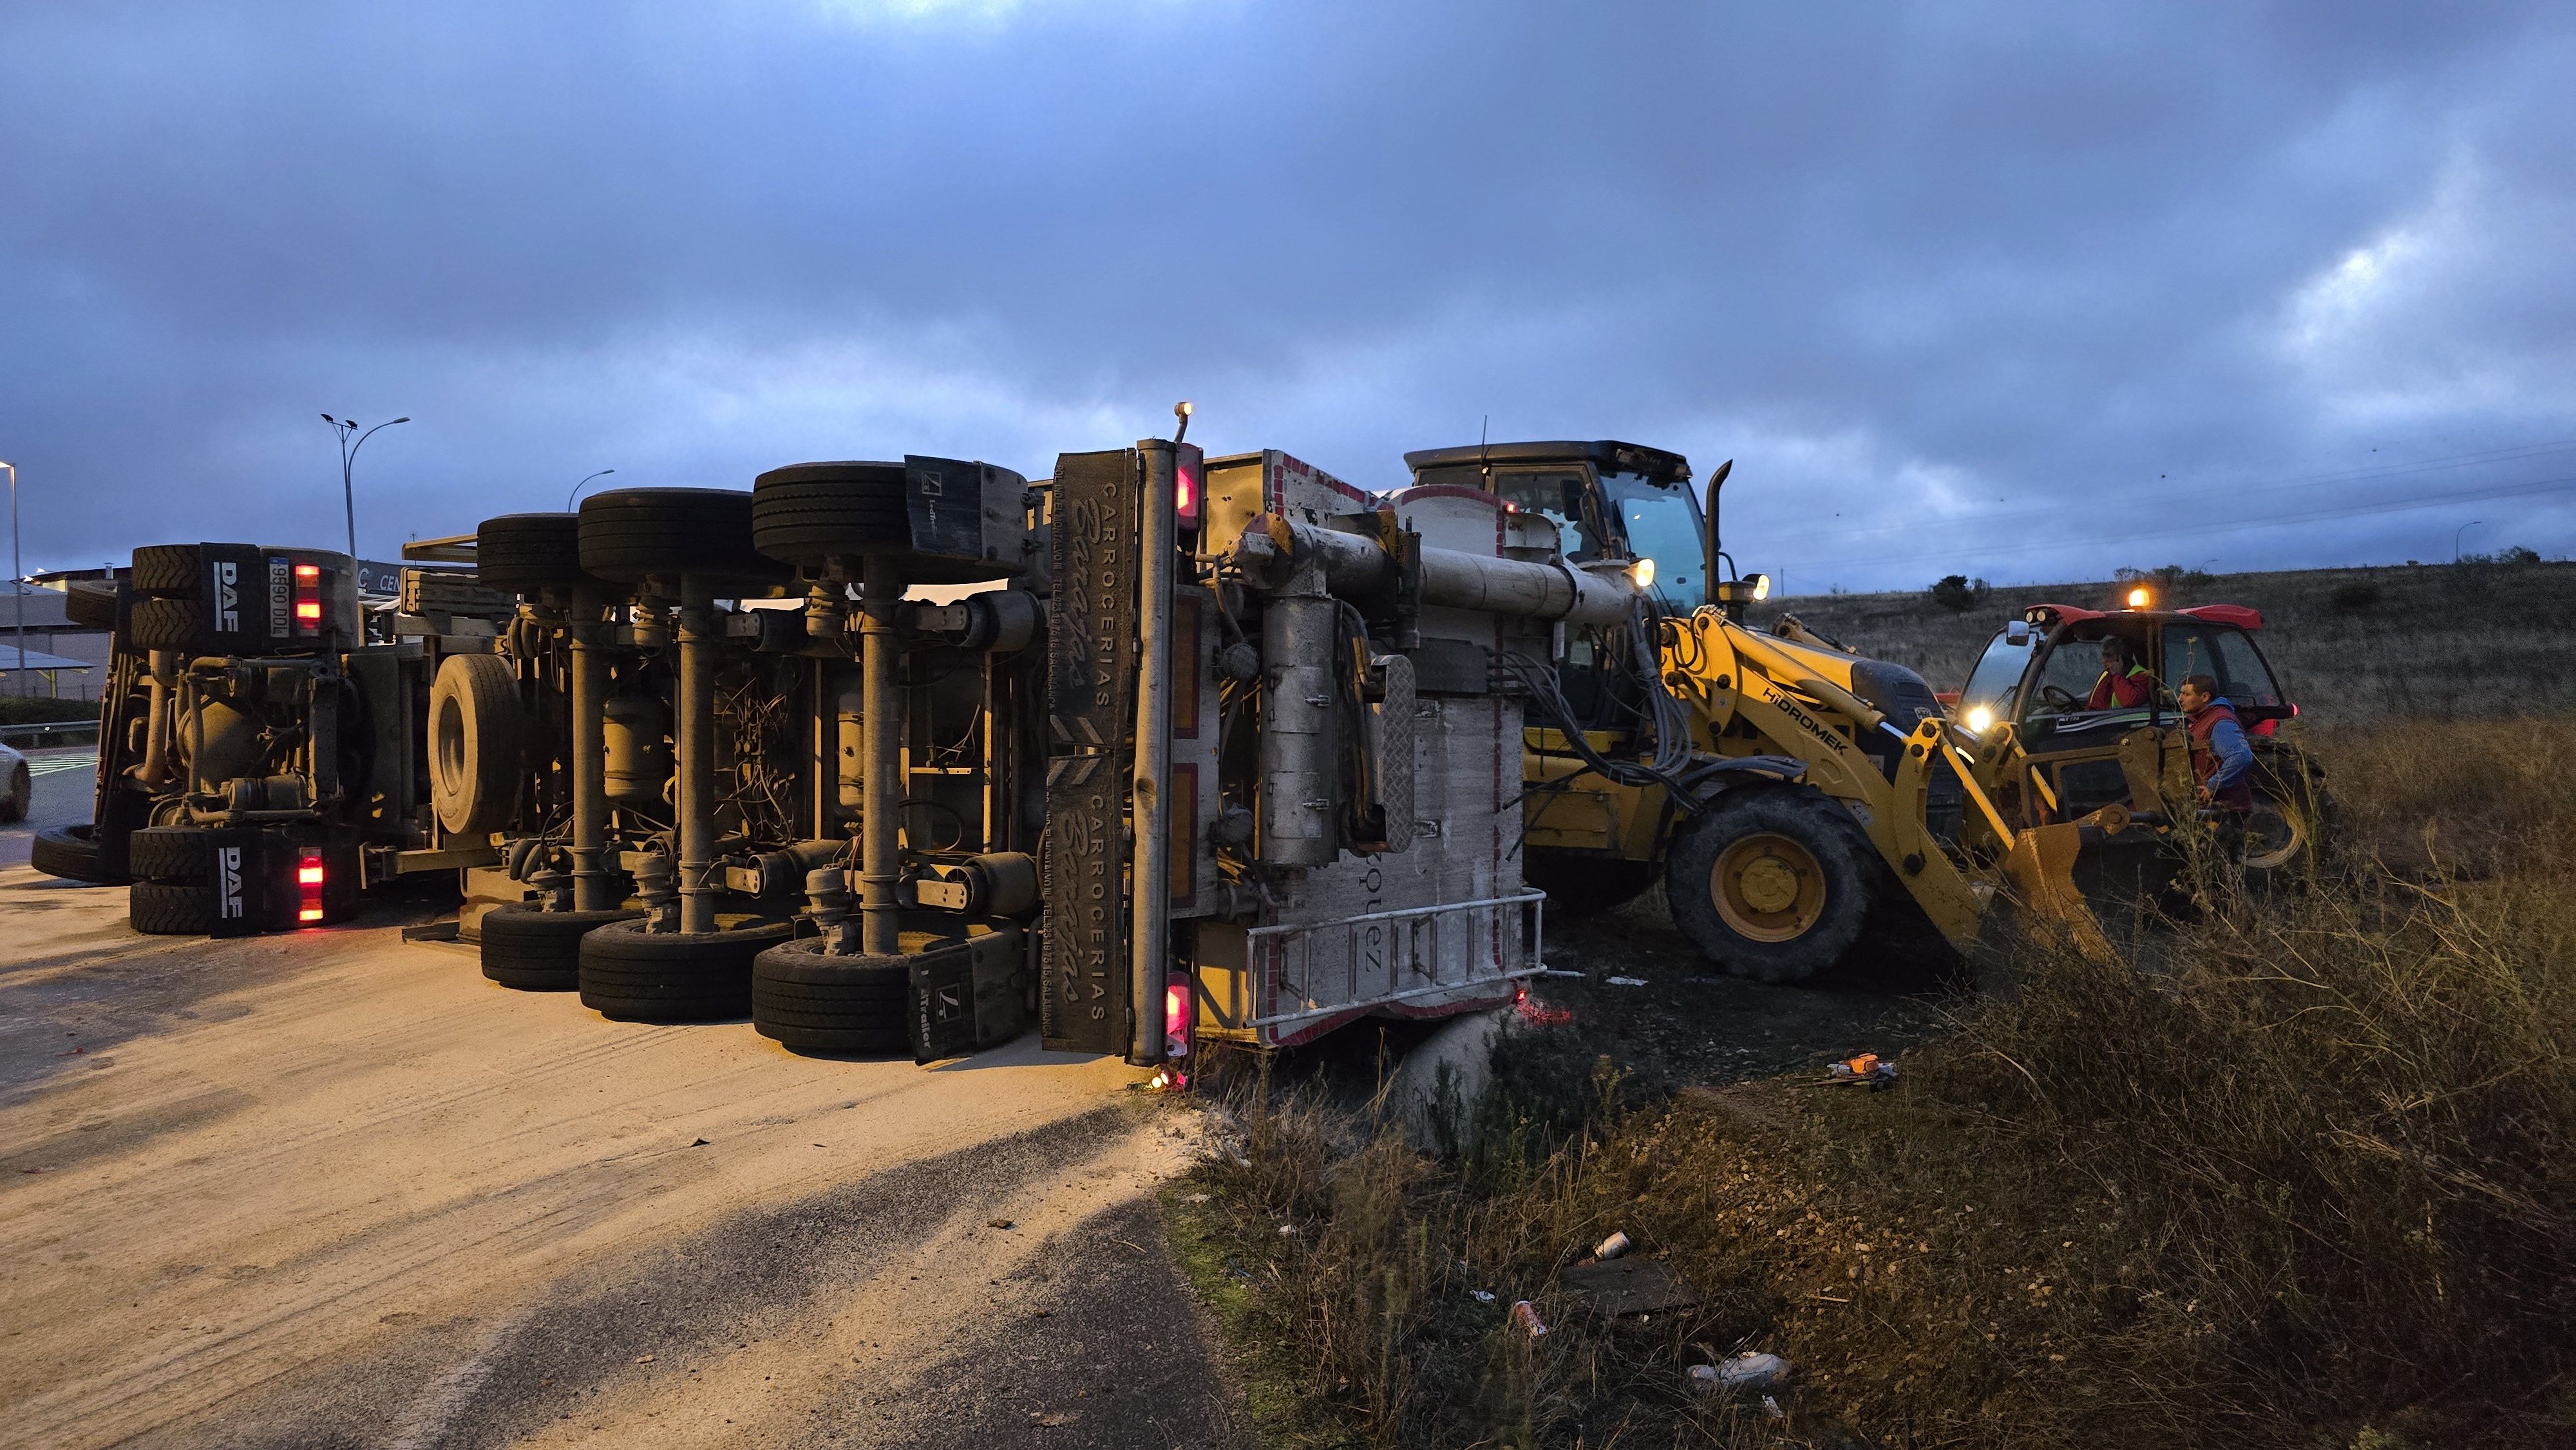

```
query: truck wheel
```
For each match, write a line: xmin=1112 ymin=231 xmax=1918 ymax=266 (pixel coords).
xmin=578 ymin=916 xmax=795 ymax=1022
xmin=750 ymin=462 xmax=910 ymax=567
xmin=576 ymin=489 xmax=790 ymax=591
xmin=475 ymin=513 xmax=595 ymax=596
xmin=428 ymin=654 xmax=526 ymax=836
xmin=32 ymin=824 xmax=128 ymax=883
xmin=127 ymin=827 xmax=207 ymax=882
xmin=1665 ymin=787 xmax=1878 ymax=984
xmin=1523 ymin=855 xmax=1654 ymax=918
xmin=63 ymin=579 xmax=120 ymax=628
xmin=130 ymin=880 xmax=214 ymax=935
xmin=129 ymin=545 xmax=203 ymax=598
xmin=752 ymin=937 xmax=911 ymax=1055
xmin=479 ymin=903 xmax=644 ymax=990
xmin=128 ymin=597 xmax=200 ymax=650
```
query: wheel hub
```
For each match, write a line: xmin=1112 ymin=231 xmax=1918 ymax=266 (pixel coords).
xmin=1710 ymin=832 xmax=1827 ymax=943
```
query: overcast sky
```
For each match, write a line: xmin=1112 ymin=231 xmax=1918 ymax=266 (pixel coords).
xmin=4 ymin=1 xmax=2573 ymax=592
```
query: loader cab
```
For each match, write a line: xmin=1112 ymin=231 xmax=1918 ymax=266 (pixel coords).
xmin=1403 ymin=440 xmax=1702 ymax=729
xmin=1957 ymin=601 xmax=2290 ymax=826
xmin=1401 ymin=440 xmax=1704 ymax=612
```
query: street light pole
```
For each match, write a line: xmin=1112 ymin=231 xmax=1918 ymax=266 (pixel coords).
xmin=2454 ymin=520 xmax=2483 ymax=564
xmin=322 ymin=414 xmax=410 ymax=560
xmin=567 ymin=469 xmax=616 ymax=511
xmin=1 ymin=461 xmax=19 ymax=699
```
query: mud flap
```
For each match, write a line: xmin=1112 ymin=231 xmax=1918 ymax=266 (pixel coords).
xmin=909 ymin=924 xmax=1032 ymax=1064
xmin=1998 ymin=821 xmax=2114 ymax=961
xmin=207 ymin=827 xmax=361 ymax=936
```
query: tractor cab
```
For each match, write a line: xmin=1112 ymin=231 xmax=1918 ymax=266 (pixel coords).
xmin=1955 ymin=599 xmax=2295 ymax=827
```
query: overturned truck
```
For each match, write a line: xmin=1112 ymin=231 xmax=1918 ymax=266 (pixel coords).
xmin=48 ymin=435 xmax=1643 ymax=1064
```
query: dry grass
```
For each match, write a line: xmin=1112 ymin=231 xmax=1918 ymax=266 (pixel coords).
xmin=1175 ymin=715 xmax=2576 ymax=1449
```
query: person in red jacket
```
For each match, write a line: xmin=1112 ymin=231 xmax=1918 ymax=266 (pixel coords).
xmin=2086 ymin=637 xmax=2152 ymax=710
xmin=2177 ymin=673 xmax=2257 ymax=814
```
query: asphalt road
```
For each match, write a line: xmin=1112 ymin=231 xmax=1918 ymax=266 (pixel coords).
xmin=0 ymin=867 xmax=1249 ymax=1449
xmin=0 ymin=748 xmax=95 ymax=867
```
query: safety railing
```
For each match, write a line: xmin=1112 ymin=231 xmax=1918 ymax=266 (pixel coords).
xmin=1245 ymin=890 xmax=1546 ymax=1030
xmin=0 ymin=720 xmax=99 ymax=749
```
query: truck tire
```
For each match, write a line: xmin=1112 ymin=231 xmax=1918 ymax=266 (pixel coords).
xmin=128 ymin=597 xmax=200 ymax=650
xmin=578 ymin=916 xmax=794 ymax=1022
xmin=752 ymin=937 xmax=911 ymax=1055
xmin=475 ymin=513 xmax=594 ymax=596
xmin=129 ymin=545 xmax=202 ymax=598
xmin=428 ymin=654 xmax=526 ymax=836
xmin=1523 ymin=854 xmax=1654 ymax=918
xmin=63 ymin=579 xmax=120 ymax=628
xmin=750 ymin=462 xmax=910 ymax=567
xmin=479 ymin=903 xmax=644 ymax=990
xmin=576 ymin=489 xmax=789 ymax=590
xmin=1665 ymin=786 xmax=1879 ymax=984
xmin=32 ymin=824 xmax=128 ymax=883
xmin=127 ymin=827 xmax=208 ymax=883
xmin=130 ymin=879 xmax=214 ymax=935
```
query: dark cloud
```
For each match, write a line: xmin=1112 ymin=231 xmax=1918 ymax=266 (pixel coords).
xmin=2 ymin=1 xmax=2571 ymax=587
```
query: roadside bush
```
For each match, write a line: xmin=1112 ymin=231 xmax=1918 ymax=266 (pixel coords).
xmin=0 ymin=696 xmax=95 ymax=725
xmin=1929 ymin=574 xmax=1991 ymax=612
xmin=2329 ymin=580 xmax=2383 ymax=612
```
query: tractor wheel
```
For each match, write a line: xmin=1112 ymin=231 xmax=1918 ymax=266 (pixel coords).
xmin=428 ymin=654 xmax=526 ymax=836
xmin=752 ymin=937 xmax=912 ymax=1055
xmin=128 ymin=597 xmax=200 ymax=650
xmin=478 ymin=903 xmax=643 ymax=991
xmin=576 ymin=489 xmax=790 ymax=592
xmin=577 ymin=916 xmax=795 ymax=1022
xmin=127 ymin=827 xmax=209 ymax=883
xmin=749 ymin=462 xmax=911 ymax=567
xmin=130 ymin=880 xmax=214 ymax=935
xmin=63 ymin=579 xmax=120 ymax=628
xmin=32 ymin=824 xmax=128 ymax=883
xmin=129 ymin=545 xmax=203 ymax=598
xmin=1665 ymin=787 xmax=1879 ymax=984
xmin=1522 ymin=854 xmax=1655 ymax=918
xmin=475 ymin=513 xmax=597 ymax=597
xmin=2239 ymin=772 xmax=2337 ymax=888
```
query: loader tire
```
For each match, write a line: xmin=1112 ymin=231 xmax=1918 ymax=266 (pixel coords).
xmin=63 ymin=579 xmax=120 ymax=628
xmin=752 ymin=937 xmax=911 ymax=1055
xmin=479 ymin=903 xmax=644 ymax=991
xmin=129 ymin=880 xmax=213 ymax=935
xmin=578 ymin=916 xmax=794 ymax=1022
xmin=750 ymin=462 xmax=911 ymax=567
xmin=129 ymin=545 xmax=203 ymax=598
xmin=128 ymin=597 xmax=201 ymax=650
xmin=32 ymin=824 xmax=127 ymax=883
xmin=576 ymin=489 xmax=789 ymax=592
xmin=1665 ymin=786 xmax=1879 ymax=984
xmin=428 ymin=654 xmax=526 ymax=836
xmin=127 ymin=827 xmax=209 ymax=883
xmin=475 ymin=513 xmax=597 ymax=596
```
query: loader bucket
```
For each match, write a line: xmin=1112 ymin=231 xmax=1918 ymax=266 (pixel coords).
xmin=1999 ymin=820 xmax=2115 ymax=961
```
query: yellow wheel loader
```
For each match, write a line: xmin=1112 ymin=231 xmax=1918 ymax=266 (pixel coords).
xmin=1402 ymin=442 xmax=2313 ymax=983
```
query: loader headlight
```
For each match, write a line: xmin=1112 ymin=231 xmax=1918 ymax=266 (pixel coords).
xmin=1964 ymin=705 xmax=1994 ymax=735
xmin=1748 ymin=572 xmax=1771 ymax=602
xmin=1629 ymin=557 xmax=1654 ymax=589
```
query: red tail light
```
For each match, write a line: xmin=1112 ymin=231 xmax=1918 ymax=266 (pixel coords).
xmin=292 ymin=563 xmax=324 ymax=631
xmin=1164 ymin=969 xmax=1193 ymax=1060
xmin=1175 ymin=445 xmax=1203 ymax=532
xmin=297 ymin=848 xmax=326 ymax=922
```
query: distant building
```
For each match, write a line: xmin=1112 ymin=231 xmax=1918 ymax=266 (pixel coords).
xmin=4 ymin=574 xmax=111 ymax=701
